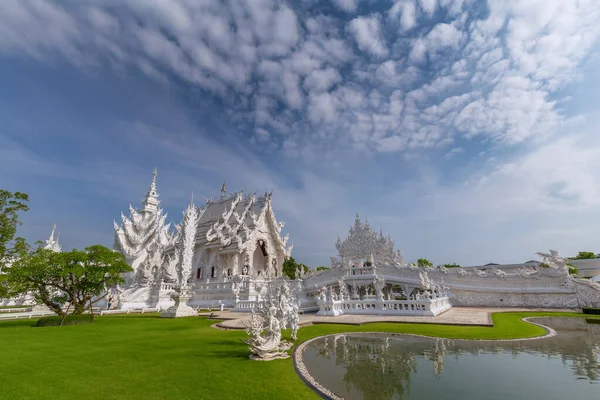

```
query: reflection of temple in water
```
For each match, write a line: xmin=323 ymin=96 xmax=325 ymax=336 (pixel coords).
xmin=316 ymin=334 xmax=419 ymax=399
xmin=311 ymin=318 xmax=600 ymax=399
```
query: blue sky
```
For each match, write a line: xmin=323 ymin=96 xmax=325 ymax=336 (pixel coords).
xmin=1 ymin=0 xmax=600 ymax=267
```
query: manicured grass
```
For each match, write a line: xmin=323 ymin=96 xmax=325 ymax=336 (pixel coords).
xmin=0 ymin=311 xmax=595 ymax=400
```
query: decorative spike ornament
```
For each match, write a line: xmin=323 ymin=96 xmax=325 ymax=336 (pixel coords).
xmin=161 ymin=196 xmax=200 ymax=318
xmin=43 ymin=224 xmax=62 ymax=252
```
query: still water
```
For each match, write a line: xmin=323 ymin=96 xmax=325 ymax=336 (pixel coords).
xmin=301 ymin=318 xmax=600 ymax=400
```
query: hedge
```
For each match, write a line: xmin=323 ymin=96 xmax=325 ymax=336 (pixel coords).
xmin=35 ymin=315 xmax=93 ymax=327
xmin=581 ymin=308 xmax=600 ymax=315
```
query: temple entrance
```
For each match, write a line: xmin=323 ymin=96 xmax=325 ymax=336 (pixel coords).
xmin=252 ymin=239 xmax=268 ymax=278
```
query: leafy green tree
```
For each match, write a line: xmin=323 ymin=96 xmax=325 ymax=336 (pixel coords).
xmin=315 ymin=266 xmax=330 ymax=271
xmin=569 ymin=251 xmax=598 ymax=260
xmin=440 ymin=263 xmax=461 ymax=268
xmin=5 ymin=245 xmax=132 ymax=319
xmin=417 ymin=258 xmax=433 ymax=268
xmin=0 ymin=190 xmax=29 ymax=268
xmin=282 ymin=256 xmax=308 ymax=279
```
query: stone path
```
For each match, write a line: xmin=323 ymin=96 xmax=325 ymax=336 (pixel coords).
xmin=204 ymin=307 xmax=578 ymax=330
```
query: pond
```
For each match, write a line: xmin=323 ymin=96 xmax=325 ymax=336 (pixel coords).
xmin=301 ymin=318 xmax=600 ymax=399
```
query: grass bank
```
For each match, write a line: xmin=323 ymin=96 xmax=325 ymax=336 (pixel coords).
xmin=0 ymin=311 xmax=594 ymax=400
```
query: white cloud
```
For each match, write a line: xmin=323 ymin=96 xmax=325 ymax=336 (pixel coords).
xmin=390 ymin=0 xmax=417 ymax=31
xmin=0 ymin=0 xmax=599 ymax=165
xmin=418 ymin=0 xmax=437 ymax=16
xmin=303 ymin=67 xmax=342 ymax=92
xmin=348 ymin=15 xmax=389 ymax=58
xmin=332 ymin=0 xmax=359 ymax=13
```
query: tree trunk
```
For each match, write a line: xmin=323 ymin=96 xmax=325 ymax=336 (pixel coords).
xmin=72 ymin=303 xmax=85 ymax=315
xmin=59 ymin=303 xmax=72 ymax=326
xmin=88 ymin=298 xmax=94 ymax=322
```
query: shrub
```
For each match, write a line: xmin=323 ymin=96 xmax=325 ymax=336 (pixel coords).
xmin=582 ymin=308 xmax=600 ymax=315
xmin=441 ymin=263 xmax=461 ymax=268
xmin=35 ymin=315 xmax=93 ymax=327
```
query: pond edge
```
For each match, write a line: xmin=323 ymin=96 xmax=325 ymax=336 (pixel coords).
xmin=292 ymin=316 xmax=558 ymax=400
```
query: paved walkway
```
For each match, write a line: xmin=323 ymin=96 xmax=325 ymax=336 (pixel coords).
xmin=203 ymin=307 xmax=578 ymax=330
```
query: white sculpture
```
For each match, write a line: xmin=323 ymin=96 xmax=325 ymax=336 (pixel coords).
xmin=43 ymin=224 xmax=62 ymax=252
xmin=161 ymin=198 xmax=200 ymax=318
xmin=244 ymin=281 xmax=299 ymax=360
xmin=317 ymin=286 xmax=327 ymax=304
xmin=373 ymin=275 xmax=386 ymax=301
xmin=114 ymin=169 xmax=176 ymax=287
xmin=338 ymin=279 xmax=349 ymax=301
xmin=278 ymin=281 xmax=300 ymax=340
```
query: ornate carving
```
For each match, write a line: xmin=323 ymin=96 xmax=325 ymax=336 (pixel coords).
xmin=161 ymin=198 xmax=200 ymax=318
xmin=114 ymin=169 xmax=176 ymax=287
xmin=244 ymin=280 xmax=300 ymax=360
xmin=43 ymin=224 xmax=62 ymax=252
xmin=331 ymin=213 xmax=405 ymax=269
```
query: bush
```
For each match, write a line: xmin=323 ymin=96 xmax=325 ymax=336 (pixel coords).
xmin=35 ymin=315 xmax=93 ymax=327
xmin=582 ymin=308 xmax=600 ymax=315
xmin=441 ymin=263 xmax=461 ymax=268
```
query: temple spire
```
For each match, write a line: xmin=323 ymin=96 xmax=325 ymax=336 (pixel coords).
xmin=143 ymin=168 xmax=159 ymax=213
xmin=220 ymin=181 xmax=227 ymax=199
xmin=44 ymin=224 xmax=61 ymax=252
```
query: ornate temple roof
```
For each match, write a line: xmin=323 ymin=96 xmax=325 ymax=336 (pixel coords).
xmin=332 ymin=213 xmax=404 ymax=268
xmin=195 ymin=190 xmax=272 ymax=248
xmin=192 ymin=184 xmax=289 ymax=254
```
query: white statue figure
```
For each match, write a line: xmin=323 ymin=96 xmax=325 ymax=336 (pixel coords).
xmin=338 ymin=279 xmax=349 ymax=301
xmin=419 ymin=271 xmax=432 ymax=291
xmin=373 ymin=275 xmax=386 ymax=301
xmin=536 ymin=250 xmax=569 ymax=274
xmin=278 ymin=281 xmax=300 ymax=340
xmin=317 ymin=287 xmax=327 ymax=304
xmin=350 ymin=283 xmax=359 ymax=300
xmin=231 ymin=277 xmax=243 ymax=303
xmin=439 ymin=278 xmax=449 ymax=297
xmin=244 ymin=283 xmax=296 ymax=360
xmin=161 ymin=197 xmax=200 ymax=318
xmin=114 ymin=169 xmax=176 ymax=287
xmin=329 ymin=286 xmax=337 ymax=301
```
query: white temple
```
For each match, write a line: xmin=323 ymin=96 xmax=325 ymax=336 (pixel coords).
xmin=109 ymin=170 xmax=600 ymax=315
xmin=113 ymin=169 xmax=293 ymax=311
xmin=0 ymin=225 xmax=63 ymax=307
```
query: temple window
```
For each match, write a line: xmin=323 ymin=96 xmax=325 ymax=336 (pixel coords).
xmin=196 ymin=267 xmax=203 ymax=279
xmin=211 ymin=267 xmax=216 ymax=278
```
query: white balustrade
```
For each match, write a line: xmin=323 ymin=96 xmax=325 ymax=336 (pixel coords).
xmin=317 ymin=297 xmax=452 ymax=317
xmin=232 ymin=300 xmax=257 ymax=311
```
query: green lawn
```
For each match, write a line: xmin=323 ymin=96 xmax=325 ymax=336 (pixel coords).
xmin=0 ymin=311 xmax=594 ymax=400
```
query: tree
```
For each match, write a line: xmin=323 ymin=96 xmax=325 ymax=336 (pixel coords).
xmin=440 ymin=263 xmax=460 ymax=268
xmin=0 ymin=190 xmax=29 ymax=268
xmin=569 ymin=251 xmax=598 ymax=260
xmin=282 ymin=256 xmax=308 ymax=279
xmin=417 ymin=258 xmax=433 ymax=268
xmin=5 ymin=245 xmax=132 ymax=318
xmin=315 ymin=266 xmax=330 ymax=271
